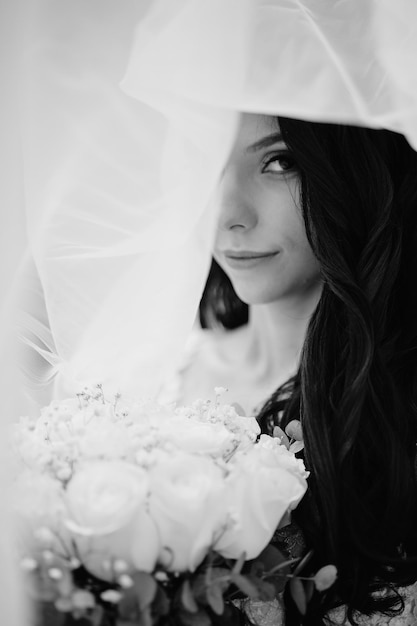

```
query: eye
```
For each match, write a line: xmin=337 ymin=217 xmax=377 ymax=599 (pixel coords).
xmin=261 ymin=152 xmax=297 ymax=174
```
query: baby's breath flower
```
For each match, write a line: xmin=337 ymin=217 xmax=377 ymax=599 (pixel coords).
xmin=20 ymin=557 xmax=37 ymax=571
xmin=48 ymin=567 xmax=63 ymax=580
xmin=13 ymin=386 xmax=308 ymax=595
xmin=100 ymin=589 xmax=122 ymax=604
xmin=118 ymin=574 xmax=134 ymax=588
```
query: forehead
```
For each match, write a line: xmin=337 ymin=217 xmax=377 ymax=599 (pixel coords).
xmin=233 ymin=113 xmax=280 ymax=149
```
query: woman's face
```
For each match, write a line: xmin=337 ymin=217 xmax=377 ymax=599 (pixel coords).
xmin=213 ymin=113 xmax=321 ymax=305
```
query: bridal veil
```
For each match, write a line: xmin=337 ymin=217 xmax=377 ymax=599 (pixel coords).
xmin=2 ymin=0 xmax=417 ymax=621
xmin=5 ymin=0 xmax=417 ymax=411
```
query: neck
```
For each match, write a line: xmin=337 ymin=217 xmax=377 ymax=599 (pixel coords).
xmin=244 ymin=284 xmax=322 ymax=384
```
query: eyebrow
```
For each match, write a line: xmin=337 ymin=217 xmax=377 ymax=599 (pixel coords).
xmin=247 ymin=131 xmax=285 ymax=152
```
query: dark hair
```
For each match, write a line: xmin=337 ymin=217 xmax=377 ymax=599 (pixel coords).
xmin=199 ymin=118 xmax=417 ymax=624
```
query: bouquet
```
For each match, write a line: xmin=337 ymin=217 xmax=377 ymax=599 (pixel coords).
xmin=12 ymin=385 xmax=336 ymax=625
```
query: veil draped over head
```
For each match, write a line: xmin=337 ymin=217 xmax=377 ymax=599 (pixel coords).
xmin=5 ymin=0 xmax=417 ymax=417
xmin=2 ymin=0 xmax=417 ymax=621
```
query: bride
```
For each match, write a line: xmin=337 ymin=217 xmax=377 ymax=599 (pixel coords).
xmin=5 ymin=1 xmax=417 ymax=625
xmin=173 ymin=112 xmax=417 ymax=624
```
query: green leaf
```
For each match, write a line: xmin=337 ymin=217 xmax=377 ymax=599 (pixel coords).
xmin=253 ymin=578 xmax=276 ymax=602
xmin=289 ymin=577 xmax=307 ymax=615
xmin=293 ymin=549 xmax=314 ymax=576
xmin=191 ymin=574 xmax=208 ymax=603
xmin=304 ymin=579 xmax=315 ymax=604
xmin=181 ymin=579 xmax=199 ymax=614
xmin=238 ymin=574 xmax=276 ymax=602
xmin=132 ymin=571 xmax=157 ymax=611
xmin=206 ymin=582 xmax=224 ymax=615
xmin=118 ymin=587 xmax=139 ymax=622
xmin=231 ymin=552 xmax=246 ymax=575
xmin=269 ymin=572 xmax=289 ymax=595
xmin=255 ymin=544 xmax=288 ymax=571
xmin=207 ymin=568 xmax=230 ymax=593
xmin=258 ymin=546 xmax=298 ymax=595
xmin=230 ymin=573 xmax=260 ymax=599
xmin=265 ymin=557 xmax=300 ymax=577
xmin=118 ymin=572 xmax=157 ymax=623
xmin=289 ymin=440 xmax=304 ymax=454
xmin=272 ymin=426 xmax=290 ymax=449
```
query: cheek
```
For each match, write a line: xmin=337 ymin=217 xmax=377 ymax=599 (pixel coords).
xmin=283 ymin=224 xmax=320 ymax=281
xmin=272 ymin=184 xmax=310 ymax=254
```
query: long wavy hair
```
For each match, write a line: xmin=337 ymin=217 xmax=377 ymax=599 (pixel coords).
xmin=199 ymin=118 xmax=417 ymax=624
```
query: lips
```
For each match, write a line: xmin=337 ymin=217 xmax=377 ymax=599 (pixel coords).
xmin=224 ymin=250 xmax=279 ymax=259
xmin=222 ymin=250 xmax=279 ymax=270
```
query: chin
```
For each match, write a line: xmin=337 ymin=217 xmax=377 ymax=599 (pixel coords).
xmin=232 ymin=273 xmax=323 ymax=307
xmin=233 ymin=285 xmax=284 ymax=306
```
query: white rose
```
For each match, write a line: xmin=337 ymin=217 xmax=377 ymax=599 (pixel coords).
xmin=226 ymin=414 xmax=261 ymax=454
xmin=230 ymin=414 xmax=261 ymax=437
xmin=254 ymin=435 xmax=309 ymax=482
xmin=148 ymin=451 xmax=228 ymax=572
xmin=65 ymin=461 xmax=159 ymax=577
xmin=13 ymin=470 xmax=71 ymax=555
xmin=157 ymin=415 xmax=235 ymax=458
xmin=12 ymin=429 xmax=54 ymax=472
xmin=214 ymin=442 xmax=308 ymax=560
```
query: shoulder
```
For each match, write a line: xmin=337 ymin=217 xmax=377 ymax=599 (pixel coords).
xmin=180 ymin=324 xmax=250 ymax=374
xmin=159 ymin=324 xmax=249 ymax=406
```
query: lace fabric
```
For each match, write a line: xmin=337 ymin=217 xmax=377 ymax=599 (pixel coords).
xmin=325 ymin=583 xmax=417 ymax=626
xmin=238 ymin=585 xmax=417 ymax=626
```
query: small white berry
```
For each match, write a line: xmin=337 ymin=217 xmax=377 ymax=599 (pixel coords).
xmin=48 ymin=567 xmax=63 ymax=580
xmin=20 ymin=557 xmax=37 ymax=571
xmin=100 ymin=589 xmax=122 ymax=604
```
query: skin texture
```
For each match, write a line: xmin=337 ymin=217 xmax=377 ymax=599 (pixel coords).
xmin=213 ymin=113 xmax=321 ymax=307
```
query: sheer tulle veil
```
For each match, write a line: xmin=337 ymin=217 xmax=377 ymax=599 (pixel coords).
xmin=7 ymin=0 xmax=417 ymax=412
xmin=2 ymin=0 xmax=417 ymax=620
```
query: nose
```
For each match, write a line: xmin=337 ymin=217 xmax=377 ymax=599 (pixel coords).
xmin=216 ymin=165 xmax=257 ymax=232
